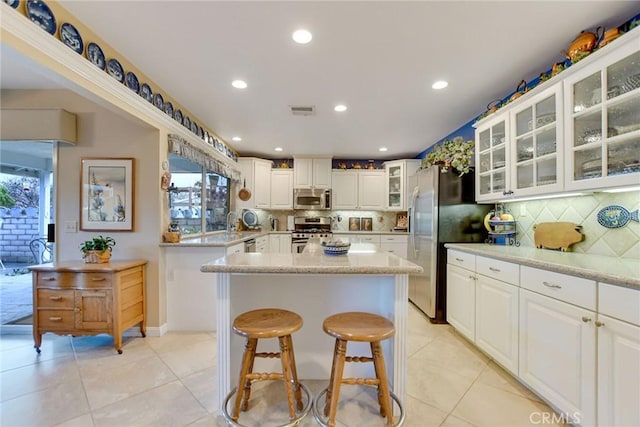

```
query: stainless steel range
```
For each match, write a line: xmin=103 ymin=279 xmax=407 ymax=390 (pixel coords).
xmin=291 ymin=216 xmax=332 ymax=253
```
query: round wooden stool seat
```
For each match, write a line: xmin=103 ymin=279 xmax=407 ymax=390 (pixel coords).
xmin=323 ymin=312 xmax=395 ymax=342
xmin=224 ymin=308 xmax=310 ymax=426
xmin=233 ymin=308 xmax=303 ymax=339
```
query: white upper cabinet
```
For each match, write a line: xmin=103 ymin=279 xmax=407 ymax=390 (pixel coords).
xmin=475 ymin=29 xmax=640 ymax=201
xmin=294 ymin=158 xmax=332 ymax=188
xmin=237 ymin=158 xmax=272 ymax=209
xmin=270 ymin=169 xmax=293 ymax=209
xmin=331 ymin=170 xmax=385 ymax=210
xmin=564 ymin=39 xmax=640 ymax=191
xmin=476 ymin=114 xmax=510 ymax=201
xmin=385 ymin=160 xmax=421 ymax=210
xmin=509 ymin=84 xmax=564 ymax=197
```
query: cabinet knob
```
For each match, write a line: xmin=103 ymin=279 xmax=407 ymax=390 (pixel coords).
xmin=45 ymin=277 xmax=56 ymax=281
xmin=581 ymin=316 xmax=592 ymax=323
xmin=595 ymin=321 xmax=605 ymax=327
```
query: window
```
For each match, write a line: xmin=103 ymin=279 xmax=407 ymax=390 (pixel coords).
xmin=168 ymin=154 xmax=229 ymax=235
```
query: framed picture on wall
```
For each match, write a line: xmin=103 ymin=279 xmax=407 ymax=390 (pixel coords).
xmin=80 ymin=158 xmax=135 ymax=231
xmin=348 ymin=217 xmax=361 ymax=231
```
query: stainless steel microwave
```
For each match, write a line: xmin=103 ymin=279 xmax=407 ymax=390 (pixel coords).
xmin=293 ymin=188 xmax=331 ymax=210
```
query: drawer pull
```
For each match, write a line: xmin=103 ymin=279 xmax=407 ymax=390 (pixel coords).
xmin=489 ymin=267 xmax=501 ymax=272
xmin=91 ymin=277 xmax=107 ymax=282
xmin=44 ymin=277 xmax=57 ymax=281
xmin=468 ymin=275 xmax=477 ymax=281
xmin=49 ymin=296 xmax=62 ymax=301
xmin=581 ymin=316 xmax=592 ymax=323
xmin=48 ymin=316 xmax=62 ymax=321
xmin=595 ymin=321 xmax=605 ymax=327
xmin=455 ymin=258 xmax=464 ymax=262
xmin=542 ymin=281 xmax=562 ymax=289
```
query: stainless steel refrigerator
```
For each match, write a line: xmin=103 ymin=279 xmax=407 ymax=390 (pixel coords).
xmin=407 ymin=166 xmax=490 ymax=322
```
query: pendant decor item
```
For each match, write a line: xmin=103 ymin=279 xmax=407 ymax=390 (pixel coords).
xmin=597 ymin=205 xmax=639 ymax=229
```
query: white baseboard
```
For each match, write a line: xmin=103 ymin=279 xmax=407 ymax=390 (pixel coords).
xmin=0 ymin=325 xmax=31 ymax=335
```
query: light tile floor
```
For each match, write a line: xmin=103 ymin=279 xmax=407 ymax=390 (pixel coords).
xmin=0 ymin=304 xmax=562 ymax=426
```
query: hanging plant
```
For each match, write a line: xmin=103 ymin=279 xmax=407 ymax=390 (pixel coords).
xmin=422 ymin=137 xmax=475 ymax=176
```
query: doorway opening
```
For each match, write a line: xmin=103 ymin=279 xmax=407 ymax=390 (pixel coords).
xmin=0 ymin=140 xmax=55 ymax=327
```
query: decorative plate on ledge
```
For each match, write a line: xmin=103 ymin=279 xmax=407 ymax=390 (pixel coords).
xmin=60 ymin=22 xmax=83 ymax=54
xmin=164 ymin=101 xmax=173 ymax=117
xmin=125 ymin=71 xmax=139 ymax=93
xmin=107 ymin=58 xmax=124 ymax=83
xmin=140 ymin=83 xmax=153 ymax=103
xmin=26 ymin=0 xmax=56 ymax=35
xmin=86 ymin=42 xmax=106 ymax=70
xmin=153 ymin=93 xmax=164 ymax=111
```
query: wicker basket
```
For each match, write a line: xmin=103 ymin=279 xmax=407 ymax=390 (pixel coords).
xmin=83 ymin=250 xmax=112 ymax=264
xmin=163 ymin=231 xmax=181 ymax=243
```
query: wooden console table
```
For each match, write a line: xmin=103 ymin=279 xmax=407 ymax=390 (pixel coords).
xmin=29 ymin=260 xmax=147 ymax=354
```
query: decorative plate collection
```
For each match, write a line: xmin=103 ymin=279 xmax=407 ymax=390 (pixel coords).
xmin=10 ymin=0 xmax=238 ymax=162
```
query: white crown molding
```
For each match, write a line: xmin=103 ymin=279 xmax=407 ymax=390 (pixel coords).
xmin=1 ymin=5 xmax=236 ymax=168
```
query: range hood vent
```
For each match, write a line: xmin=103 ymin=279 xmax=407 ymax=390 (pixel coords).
xmin=290 ymin=105 xmax=315 ymax=116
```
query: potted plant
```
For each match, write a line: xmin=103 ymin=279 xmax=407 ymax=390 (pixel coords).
xmin=80 ymin=235 xmax=116 ymax=263
xmin=422 ymin=136 xmax=475 ymax=176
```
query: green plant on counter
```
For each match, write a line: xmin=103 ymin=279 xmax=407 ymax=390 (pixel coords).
xmin=80 ymin=235 xmax=116 ymax=255
xmin=422 ymin=136 xmax=474 ymax=176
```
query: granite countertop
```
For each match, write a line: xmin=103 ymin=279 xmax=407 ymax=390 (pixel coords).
xmin=200 ymin=243 xmax=423 ymax=275
xmin=161 ymin=231 xmax=266 ymax=247
xmin=333 ymin=231 xmax=409 ymax=235
xmin=446 ymin=243 xmax=640 ymax=290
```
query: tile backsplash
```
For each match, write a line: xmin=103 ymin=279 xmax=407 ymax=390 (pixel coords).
xmin=504 ymin=191 xmax=640 ymax=258
xmin=250 ymin=209 xmax=401 ymax=233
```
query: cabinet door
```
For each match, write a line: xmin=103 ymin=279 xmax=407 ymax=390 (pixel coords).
xmin=279 ymin=234 xmax=292 ymax=253
xmin=446 ymin=264 xmax=476 ymax=341
xmin=332 ymin=172 xmax=358 ymax=209
xmin=475 ymin=275 xmax=519 ymax=375
xmin=519 ymin=289 xmax=595 ymax=426
xmin=597 ymin=314 xmax=640 ymax=427
xmin=294 ymin=158 xmax=313 ymax=188
xmin=380 ymin=242 xmax=406 ymax=258
xmin=564 ymin=40 xmax=640 ymax=191
xmin=358 ymin=171 xmax=385 ymax=209
xmin=386 ymin=161 xmax=404 ymax=210
xmin=253 ymin=160 xmax=272 ymax=208
xmin=75 ymin=289 xmax=113 ymax=330
xmin=270 ymin=170 xmax=293 ymax=209
xmin=510 ymin=83 xmax=564 ymax=197
xmin=312 ymin=159 xmax=332 ymax=187
xmin=476 ymin=114 xmax=510 ymax=201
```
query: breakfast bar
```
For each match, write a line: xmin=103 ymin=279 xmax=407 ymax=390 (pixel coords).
xmin=200 ymin=244 xmax=422 ymax=411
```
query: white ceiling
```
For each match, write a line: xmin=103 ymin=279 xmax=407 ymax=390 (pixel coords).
xmin=2 ymin=1 xmax=639 ymax=160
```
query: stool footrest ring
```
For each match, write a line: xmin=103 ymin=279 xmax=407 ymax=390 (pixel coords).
xmin=312 ymin=386 xmax=405 ymax=427
xmin=222 ymin=382 xmax=312 ymax=427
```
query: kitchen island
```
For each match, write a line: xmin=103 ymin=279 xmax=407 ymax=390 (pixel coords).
xmin=200 ymin=244 xmax=422 ymax=411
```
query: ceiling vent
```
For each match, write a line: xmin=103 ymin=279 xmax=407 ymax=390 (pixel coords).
xmin=290 ymin=105 xmax=315 ymax=116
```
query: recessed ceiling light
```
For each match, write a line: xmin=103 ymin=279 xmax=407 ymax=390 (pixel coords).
xmin=379 ymin=147 xmax=388 ymax=152
xmin=432 ymin=80 xmax=448 ymax=90
xmin=232 ymin=136 xmax=242 ymax=142
xmin=334 ymin=104 xmax=347 ymax=112
xmin=274 ymin=147 xmax=283 ymax=152
xmin=232 ymin=80 xmax=247 ymax=89
xmin=292 ymin=29 xmax=312 ymax=44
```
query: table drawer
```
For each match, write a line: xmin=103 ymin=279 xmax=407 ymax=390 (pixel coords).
xmin=38 ymin=310 xmax=75 ymax=329
xmin=381 ymin=235 xmax=407 ymax=243
xmin=476 ymin=256 xmax=519 ymax=285
xmin=520 ymin=266 xmax=596 ymax=310
xmin=37 ymin=289 xmax=74 ymax=308
xmin=76 ymin=272 xmax=112 ymax=289
xmin=36 ymin=272 xmax=76 ymax=288
xmin=447 ymin=250 xmax=475 ymax=270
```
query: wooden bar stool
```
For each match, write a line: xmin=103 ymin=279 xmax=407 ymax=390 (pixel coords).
xmin=222 ymin=308 xmax=311 ymax=427
xmin=312 ymin=312 xmax=405 ymax=427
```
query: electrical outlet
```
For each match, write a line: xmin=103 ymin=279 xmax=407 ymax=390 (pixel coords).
xmin=64 ymin=221 xmax=77 ymax=233
xmin=520 ymin=204 xmax=527 ymax=216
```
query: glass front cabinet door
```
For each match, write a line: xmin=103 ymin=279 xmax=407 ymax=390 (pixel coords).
xmin=564 ymin=40 xmax=640 ymax=191
xmin=476 ymin=114 xmax=509 ymax=202
xmin=384 ymin=160 xmax=420 ymax=210
xmin=509 ymin=83 xmax=563 ymax=197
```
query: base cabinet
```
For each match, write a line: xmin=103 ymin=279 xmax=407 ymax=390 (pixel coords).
xmin=30 ymin=260 xmax=147 ymax=354
xmin=475 ymin=275 xmax=519 ymax=375
xmin=446 ymin=263 xmax=476 ymax=341
xmin=519 ymin=288 xmax=595 ymax=426
xmin=269 ymin=234 xmax=292 ymax=253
